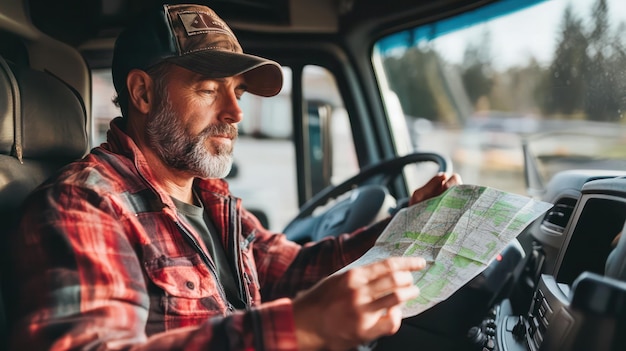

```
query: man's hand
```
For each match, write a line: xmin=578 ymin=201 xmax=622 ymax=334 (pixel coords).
xmin=292 ymin=257 xmax=426 ymax=351
xmin=409 ymin=172 xmax=462 ymax=206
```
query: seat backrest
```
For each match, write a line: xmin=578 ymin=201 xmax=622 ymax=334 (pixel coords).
xmin=0 ymin=55 xmax=88 ymax=350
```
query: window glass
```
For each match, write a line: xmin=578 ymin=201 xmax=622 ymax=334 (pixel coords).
xmin=91 ymin=70 xmax=119 ymax=147
xmin=230 ymin=68 xmax=296 ymax=231
xmin=302 ymin=65 xmax=358 ymax=187
xmin=374 ymin=0 xmax=626 ymax=196
xmin=91 ymin=65 xmax=358 ymax=232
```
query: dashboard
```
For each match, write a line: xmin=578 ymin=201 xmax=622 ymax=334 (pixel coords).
xmin=469 ymin=170 xmax=626 ymax=351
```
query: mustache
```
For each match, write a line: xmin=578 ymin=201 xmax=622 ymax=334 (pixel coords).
xmin=199 ymin=123 xmax=238 ymax=139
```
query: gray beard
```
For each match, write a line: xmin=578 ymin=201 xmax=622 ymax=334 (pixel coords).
xmin=145 ymin=95 xmax=236 ymax=179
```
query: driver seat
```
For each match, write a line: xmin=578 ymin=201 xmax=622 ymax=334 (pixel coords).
xmin=0 ymin=54 xmax=88 ymax=349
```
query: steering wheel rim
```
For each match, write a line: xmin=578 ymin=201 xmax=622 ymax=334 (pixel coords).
xmin=283 ymin=152 xmax=449 ymax=242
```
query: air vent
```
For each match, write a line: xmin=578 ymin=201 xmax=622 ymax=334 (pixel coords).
xmin=540 ymin=198 xmax=577 ymax=235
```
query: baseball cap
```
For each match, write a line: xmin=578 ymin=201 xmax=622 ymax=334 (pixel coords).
xmin=112 ymin=3 xmax=283 ymax=97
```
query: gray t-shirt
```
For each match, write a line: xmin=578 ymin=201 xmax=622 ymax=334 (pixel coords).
xmin=171 ymin=195 xmax=245 ymax=309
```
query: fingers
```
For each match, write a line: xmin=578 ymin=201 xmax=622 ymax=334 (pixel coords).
xmin=349 ymin=258 xmax=423 ymax=314
xmin=358 ymin=259 xmax=422 ymax=312
xmin=292 ymin=257 xmax=427 ymax=351
xmin=367 ymin=284 xmax=420 ymax=311
xmin=370 ymin=306 xmax=403 ymax=337
xmin=409 ymin=172 xmax=463 ymax=205
xmin=445 ymin=173 xmax=462 ymax=187
xmin=366 ymin=269 xmax=414 ymax=296
xmin=356 ymin=256 xmax=426 ymax=283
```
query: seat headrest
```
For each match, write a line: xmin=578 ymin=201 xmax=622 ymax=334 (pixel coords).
xmin=0 ymin=58 xmax=87 ymax=161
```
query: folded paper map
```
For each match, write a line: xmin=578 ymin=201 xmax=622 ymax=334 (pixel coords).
xmin=339 ymin=184 xmax=553 ymax=318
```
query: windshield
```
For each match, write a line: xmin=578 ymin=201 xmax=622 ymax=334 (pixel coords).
xmin=374 ymin=0 xmax=626 ymax=197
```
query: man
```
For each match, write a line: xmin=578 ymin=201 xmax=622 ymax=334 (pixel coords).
xmin=4 ymin=3 xmax=460 ymax=350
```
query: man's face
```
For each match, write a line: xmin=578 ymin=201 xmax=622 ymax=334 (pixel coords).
xmin=145 ymin=65 xmax=245 ymax=179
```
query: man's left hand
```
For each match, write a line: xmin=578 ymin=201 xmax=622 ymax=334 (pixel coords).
xmin=408 ymin=173 xmax=462 ymax=206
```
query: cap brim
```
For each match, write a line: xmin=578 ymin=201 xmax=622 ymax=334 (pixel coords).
xmin=170 ymin=51 xmax=283 ymax=97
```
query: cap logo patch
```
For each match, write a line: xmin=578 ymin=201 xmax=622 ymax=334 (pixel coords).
xmin=179 ymin=12 xmax=227 ymax=35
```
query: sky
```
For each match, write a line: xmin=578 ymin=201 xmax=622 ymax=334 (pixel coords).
xmin=433 ymin=0 xmax=626 ymax=70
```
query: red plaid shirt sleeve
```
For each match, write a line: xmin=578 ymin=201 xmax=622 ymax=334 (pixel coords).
xmin=5 ymin=182 xmax=301 ymax=350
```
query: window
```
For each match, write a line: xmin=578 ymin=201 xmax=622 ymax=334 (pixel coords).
xmin=302 ymin=65 xmax=358 ymax=188
xmin=374 ymin=0 xmax=626 ymax=196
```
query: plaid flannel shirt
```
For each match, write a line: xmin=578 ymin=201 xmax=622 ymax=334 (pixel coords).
xmin=4 ymin=117 xmax=388 ymax=351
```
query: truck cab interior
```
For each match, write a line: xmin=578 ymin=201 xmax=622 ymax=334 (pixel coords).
xmin=2 ymin=0 xmax=626 ymax=350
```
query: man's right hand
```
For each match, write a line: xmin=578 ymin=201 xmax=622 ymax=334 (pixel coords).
xmin=292 ymin=256 xmax=426 ymax=351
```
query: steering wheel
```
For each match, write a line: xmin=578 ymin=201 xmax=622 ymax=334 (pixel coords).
xmin=283 ymin=152 xmax=449 ymax=244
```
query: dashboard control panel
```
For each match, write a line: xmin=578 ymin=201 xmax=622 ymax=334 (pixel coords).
xmin=468 ymin=174 xmax=626 ymax=351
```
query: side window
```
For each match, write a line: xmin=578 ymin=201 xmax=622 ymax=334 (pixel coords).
xmin=302 ymin=65 xmax=358 ymax=190
xmin=91 ymin=65 xmax=358 ymax=232
xmin=91 ymin=70 xmax=119 ymax=147
xmin=230 ymin=68 xmax=297 ymax=231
